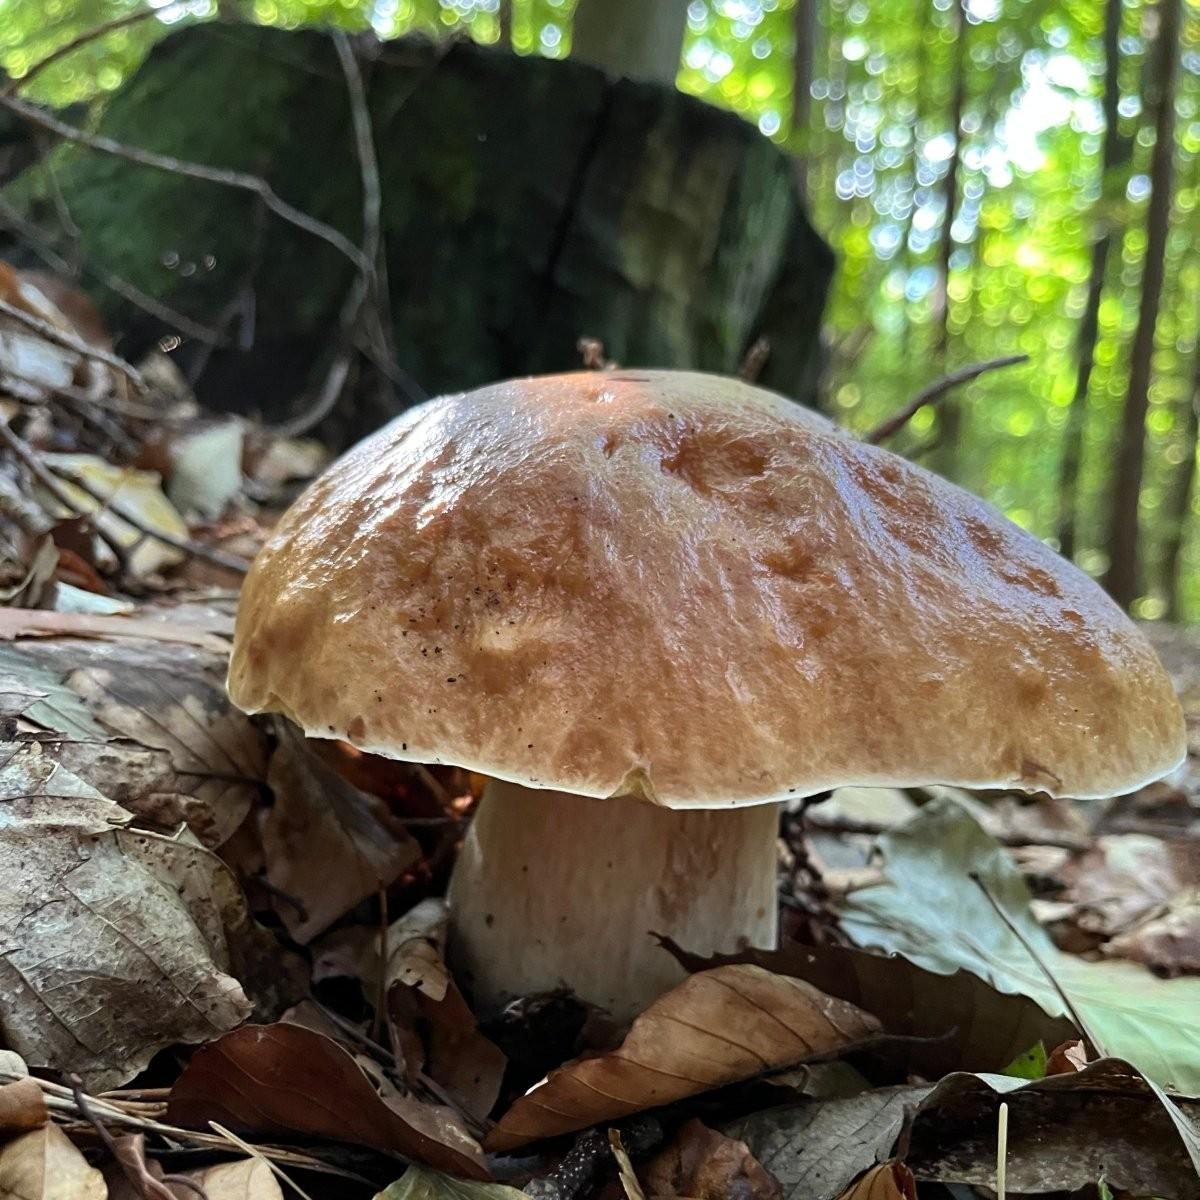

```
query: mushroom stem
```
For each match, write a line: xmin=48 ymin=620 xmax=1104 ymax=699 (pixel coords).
xmin=446 ymin=779 xmax=780 ymax=1021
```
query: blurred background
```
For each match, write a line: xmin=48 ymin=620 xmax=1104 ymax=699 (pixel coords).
xmin=1 ymin=0 xmax=1197 ymax=618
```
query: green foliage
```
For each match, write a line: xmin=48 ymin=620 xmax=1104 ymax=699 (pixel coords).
xmin=1 ymin=0 xmax=1198 ymax=613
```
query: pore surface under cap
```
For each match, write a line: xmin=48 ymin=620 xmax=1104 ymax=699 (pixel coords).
xmin=228 ymin=370 xmax=1185 ymax=805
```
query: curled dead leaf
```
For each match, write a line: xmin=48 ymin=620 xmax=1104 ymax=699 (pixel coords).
xmin=834 ymin=1163 xmax=915 ymax=1200
xmin=386 ymin=901 xmax=506 ymax=1122
xmin=0 ymin=1078 xmax=47 ymax=1135
xmin=642 ymin=1119 xmax=781 ymax=1200
xmin=168 ymin=1022 xmax=488 ymax=1179
xmin=263 ymin=724 xmax=421 ymax=942
xmin=487 ymin=966 xmax=881 ymax=1152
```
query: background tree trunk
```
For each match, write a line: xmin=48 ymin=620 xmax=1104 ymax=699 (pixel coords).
xmin=930 ymin=0 xmax=967 ymax=481
xmin=1103 ymin=0 xmax=1181 ymax=607
xmin=1056 ymin=0 xmax=1124 ymax=561
xmin=791 ymin=0 xmax=817 ymax=195
xmin=570 ymin=0 xmax=689 ymax=84
xmin=1163 ymin=336 xmax=1200 ymax=621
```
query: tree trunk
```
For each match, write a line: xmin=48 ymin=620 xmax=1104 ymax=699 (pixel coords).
xmin=900 ymin=0 xmax=934 ymax=361
xmin=791 ymin=0 xmax=817 ymax=195
xmin=498 ymin=0 xmax=512 ymax=49
xmin=1056 ymin=0 xmax=1124 ymax=561
xmin=1103 ymin=0 xmax=1181 ymax=608
xmin=1163 ymin=342 xmax=1200 ymax=621
xmin=930 ymin=0 xmax=968 ymax=480
xmin=571 ymin=0 xmax=689 ymax=84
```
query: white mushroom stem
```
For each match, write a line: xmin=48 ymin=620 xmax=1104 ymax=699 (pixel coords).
xmin=446 ymin=778 xmax=780 ymax=1022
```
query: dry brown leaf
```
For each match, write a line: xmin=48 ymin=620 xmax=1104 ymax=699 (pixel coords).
xmin=4 ymin=629 xmax=267 ymax=848
xmin=834 ymin=1163 xmax=915 ymax=1200
xmin=386 ymin=900 xmax=506 ymax=1122
xmin=1045 ymin=1039 xmax=1089 ymax=1076
xmin=0 ymin=741 xmax=251 ymax=1088
xmin=168 ymin=1158 xmax=283 ymax=1199
xmin=1105 ymin=888 xmax=1200 ymax=976
xmin=262 ymin=724 xmax=420 ymax=942
xmin=0 ymin=1124 xmax=107 ymax=1199
xmin=168 ymin=1022 xmax=488 ymax=1179
xmin=642 ymin=1119 xmax=781 ymax=1200
xmin=487 ymin=966 xmax=881 ymax=1152
xmin=1055 ymin=835 xmax=1200 ymax=940
xmin=0 ymin=1078 xmax=47 ymax=1134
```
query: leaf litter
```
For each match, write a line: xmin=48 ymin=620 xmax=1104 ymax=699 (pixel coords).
xmin=0 ymin=248 xmax=1199 ymax=1200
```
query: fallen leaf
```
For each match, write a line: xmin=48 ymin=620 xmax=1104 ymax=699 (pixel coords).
xmin=906 ymin=1059 xmax=1200 ymax=1198
xmin=834 ymin=1163 xmax=914 ymax=1200
xmin=0 ymin=1124 xmax=107 ymax=1199
xmin=168 ymin=1022 xmax=488 ymax=1179
xmin=0 ymin=741 xmax=251 ymax=1088
xmin=725 ymin=1086 xmax=924 ymax=1200
xmin=642 ymin=1119 xmax=781 ymax=1200
xmin=1106 ymin=888 xmax=1200 ymax=976
xmin=487 ymin=966 xmax=881 ymax=1152
xmin=37 ymin=454 xmax=189 ymax=578
xmin=1054 ymin=834 xmax=1200 ymax=939
xmin=0 ymin=1078 xmax=47 ymax=1134
xmin=375 ymin=1166 xmax=524 ymax=1200
xmin=838 ymin=795 xmax=1200 ymax=1095
xmin=2 ymin=627 xmax=267 ymax=848
xmin=386 ymin=900 xmax=506 ymax=1122
xmin=262 ymin=724 xmax=421 ymax=942
xmin=167 ymin=420 xmax=245 ymax=520
xmin=168 ymin=1158 xmax=283 ymax=1199
xmin=1045 ymin=1039 xmax=1088 ymax=1075
xmin=659 ymin=937 xmax=1074 ymax=1081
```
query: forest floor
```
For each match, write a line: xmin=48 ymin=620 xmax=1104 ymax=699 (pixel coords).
xmin=0 ymin=263 xmax=1199 ymax=1200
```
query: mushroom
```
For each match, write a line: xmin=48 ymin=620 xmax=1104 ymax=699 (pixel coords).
xmin=228 ymin=370 xmax=1186 ymax=1020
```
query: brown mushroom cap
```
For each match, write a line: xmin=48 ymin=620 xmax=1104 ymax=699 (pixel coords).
xmin=228 ymin=370 xmax=1185 ymax=805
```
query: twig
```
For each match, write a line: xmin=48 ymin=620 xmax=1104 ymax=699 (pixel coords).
xmin=374 ymin=882 xmax=389 ymax=1046
xmin=209 ymin=1122 xmax=317 ymax=1200
xmin=608 ymin=1130 xmax=647 ymax=1200
xmin=70 ymin=1076 xmax=178 ymax=1200
xmin=865 ymin=354 xmax=1029 ymax=444
xmin=0 ymin=296 xmax=147 ymax=391
xmin=0 ymin=195 xmax=226 ymax=344
xmin=270 ymin=31 xmax=381 ymax=437
xmin=969 ymin=871 xmax=1104 ymax=1058
xmin=2 ymin=8 xmax=178 ymax=97
xmin=47 ymin=462 xmax=252 ymax=574
xmin=0 ymin=93 xmax=367 ymax=275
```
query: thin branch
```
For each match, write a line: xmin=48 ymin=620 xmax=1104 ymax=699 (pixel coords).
xmin=0 ymin=92 xmax=367 ymax=275
xmin=69 ymin=1076 xmax=179 ymax=1200
xmin=0 ymin=296 xmax=147 ymax=391
xmin=270 ymin=31 xmax=381 ymax=437
xmin=865 ymin=354 xmax=1029 ymax=445
xmin=969 ymin=871 xmax=1104 ymax=1058
xmin=2 ymin=8 xmax=176 ymax=97
xmin=47 ymin=462 xmax=251 ymax=574
xmin=806 ymin=813 xmax=1090 ymax=853
xmin=0 ymin=195 xmax=226 ymax=344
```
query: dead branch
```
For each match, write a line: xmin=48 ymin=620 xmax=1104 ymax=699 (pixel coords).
xmin=806 ymin=812 xmax=1091 ymax=853
xmin=0 ymin=195 xmax=226 ymax=345
xmin=0 ymin=93 xmax=368 ymax=275
xmin=270 ymin=31 xmax=382 ymax=437
xmin=865 ymin=353 xmax=1029 ymax=445
xmin=46 ymin=461 xmax=252 ymax=574
xmin=0 ymin=296 xmax=147 ymax=392
xmin=2 ymin=8 xmax=179 ymax=98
